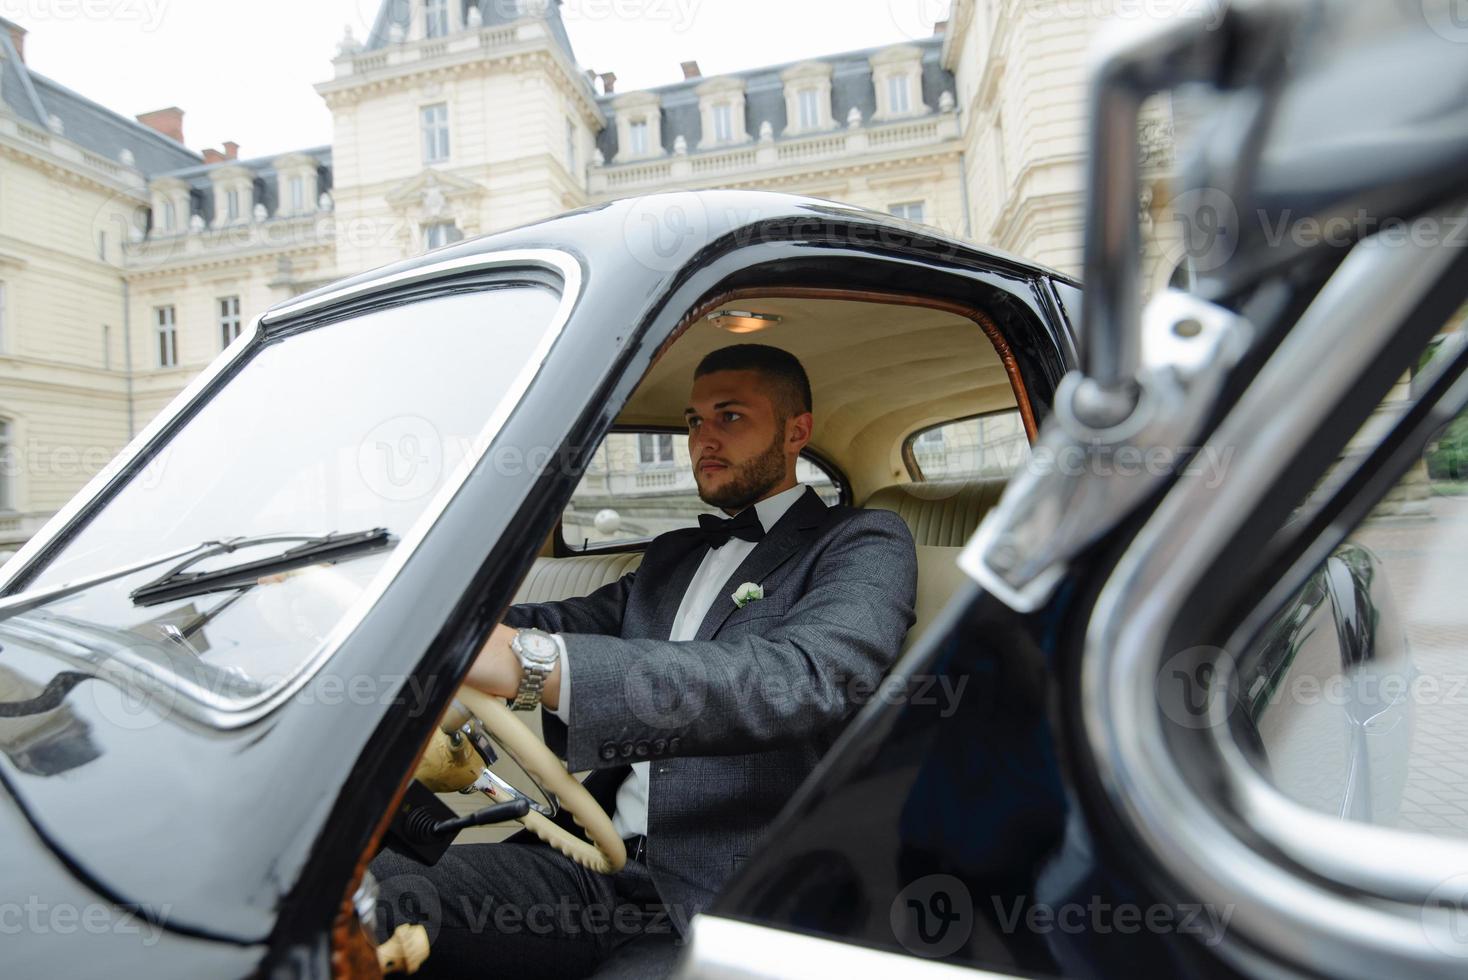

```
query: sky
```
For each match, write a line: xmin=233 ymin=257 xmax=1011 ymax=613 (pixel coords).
xmin=11 ymin=0 xmax=953 ymax=160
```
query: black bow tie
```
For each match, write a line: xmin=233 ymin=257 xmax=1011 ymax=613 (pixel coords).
xmin=698 ymin=509 xmax=765 ymax=549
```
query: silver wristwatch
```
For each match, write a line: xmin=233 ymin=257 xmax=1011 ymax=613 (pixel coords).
xmin=509 ymin=628 xmax=559 ymax=711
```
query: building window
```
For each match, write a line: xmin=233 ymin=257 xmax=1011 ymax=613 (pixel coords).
xmin=798 ymin=88 xmax=821 ymax=130
xmin=155 ymin=306 xmax=178 ymax=368
xmin=424 ymin=0 xmax=450 ymax=37
xmin=218 ymin=296 xmax=242 ymax=348
xmin=639 ymin=432 xmax=674 ymax=465
xmin=162 ymin=200 xmax=176 ymax=232
xmin=890 ymin=201 xmax=926 ymax=223
xmin=424 ymin=222 xmax=462 ymax=250
xmin=888 ymin=74 xmax=912 ymax=115
xmin=566 ymin=117 xmax=578 ymax=171
xmin=226 ymin=188 xmax=241 ymax=222
xmin=289 ymin=175 xmax=305 ymax=213
xmin=628 ymin=119 xmax=649 ymax=156
xmin=712 ymin=103 xmax=734 ymax=143
xmin=0 ymin=418 xmax=13 ymax=511
xmin=421 ymin=103 xmax=450 ymax=163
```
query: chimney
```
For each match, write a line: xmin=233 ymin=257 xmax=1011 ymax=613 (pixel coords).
xmin=599 ymin=71 xmax=616 ymax=95
xmin=933 ymin=19 xmax=948 ymax=35
xmin=136 ymin=106 xmax=185 ymax=144
xmin=681 ymin=60 xmax=701 ymax=80
xmin=3 ymin=20 xmax=25 ymax=62
xmin=223 ymin=141 xmax=239 ymax=160
xmin=202 ymin=148 xmax=225 ymax=164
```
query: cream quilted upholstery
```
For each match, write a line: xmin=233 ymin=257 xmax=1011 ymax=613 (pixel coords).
xmin=511 ymin=552 xmax=645 ymax=605
xmin=860 ymin=479 xmax=1007 ymax=548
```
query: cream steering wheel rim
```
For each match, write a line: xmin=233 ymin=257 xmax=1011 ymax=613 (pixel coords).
xmin=451 ymin=687 xmax=627 ymax=875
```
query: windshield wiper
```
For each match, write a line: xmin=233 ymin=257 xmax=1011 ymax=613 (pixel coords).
xmin=129 ymin=528 xmax=394 ymax=607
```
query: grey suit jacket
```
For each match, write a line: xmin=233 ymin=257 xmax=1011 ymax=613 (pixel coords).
xmin=502 ymin=485 xmax=917 ymax=927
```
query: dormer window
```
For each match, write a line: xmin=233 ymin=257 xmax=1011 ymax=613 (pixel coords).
xmin=226 ymin=189 xmax=240 ymax=222
xmin=613 ymin=91 xmax=664 ymax=162
xmin=162 ymin=200 xmax=176 ymax=232
xmin=696 ymin=76 xmax=749 ymax=149
xmin=871 ymin=45 xmax=927 ymax=121
xmin=424 ymin=0 xmax=450 ymax=38
xmin=781 ymin=61 xmax=834 ymax=135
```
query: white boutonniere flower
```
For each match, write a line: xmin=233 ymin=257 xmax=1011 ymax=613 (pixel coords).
xmin=731 ymin=582 xmax=764 ymax=609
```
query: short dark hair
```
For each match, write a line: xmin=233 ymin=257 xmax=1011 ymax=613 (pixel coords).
xmin=694 ymin=344 xmax=813 ymax=419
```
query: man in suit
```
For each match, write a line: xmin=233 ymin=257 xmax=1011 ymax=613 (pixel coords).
xmin=372 ymin=344 xmax=917 ymax=978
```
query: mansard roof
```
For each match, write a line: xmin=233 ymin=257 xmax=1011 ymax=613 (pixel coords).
xmin=0 ymin=29 xmax=200 ymax=176
xmin=593 ymin=36 xmax=952 ymax=162
xmin=365 ymin=0 xmax=577 ymax=62
xmin=152 ymin=147 xmax=333 ymax=225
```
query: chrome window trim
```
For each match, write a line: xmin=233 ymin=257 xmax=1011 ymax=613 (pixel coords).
xmin=676 ymin=915 xmax=1011 ymax=979
xmin=0 ymin=248 xmax=584 ymax=730
xmin=1081 ymin=204 xmax=1468 ymax=977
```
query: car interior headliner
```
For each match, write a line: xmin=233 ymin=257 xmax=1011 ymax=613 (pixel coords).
xmin=612 ymin=295 xmax=1018 ymax=500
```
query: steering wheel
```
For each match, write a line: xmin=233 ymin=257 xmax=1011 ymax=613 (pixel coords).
xmin=413 ymin=686 xmax=626 ymax=874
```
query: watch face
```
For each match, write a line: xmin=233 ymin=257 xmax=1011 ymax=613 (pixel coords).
xmin=518 ymin=632 xmax=559 ymax=667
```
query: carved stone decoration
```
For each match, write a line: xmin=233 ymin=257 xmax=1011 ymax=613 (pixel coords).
xmin=759 ymin=120 xmax=774 ymax=143
xmin=253 ymin=202 xmax=268 ymax=222
xmin=593 ymin=148 xmax=606 ymax=167
xmin=673 ymin=135 xmax=688 ymax=156
xmin=421 ymin=175 xmax=447 ymax=220
xmin=939 ymin=90 xmax=956 ymax=112
xmin=337 ymin=25 xmax=360 ymax=55
xmin=318 ymin=191 xmax=334 ymax=211
xmin=467 ymin=6 xmax=483 ymax=28
xmin=119 ymin=148 xmax=136 ymax=167
xmin=388 ymin=23 xmax=405 ymax=44
xmin=189 ymin=213 xmax=205 ymax=233
xmin=46 ymin=114 xmax=63 ymax=135
xmin=1138 ymin=117 xmax=1176 ymax=171
xmin=847 ymin=106 xmax=863 ymax=129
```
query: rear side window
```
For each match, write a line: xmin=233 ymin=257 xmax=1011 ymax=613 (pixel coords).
xmin=561 ymin=430 xmax=841 ymax=552
xmin=905 ymin=409 xmax=1030 ymax=481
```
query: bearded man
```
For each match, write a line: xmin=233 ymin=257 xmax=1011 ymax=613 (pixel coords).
xmin=372 ymin=344 xmax=918 ymax=979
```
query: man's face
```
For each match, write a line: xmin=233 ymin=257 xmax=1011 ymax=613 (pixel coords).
xmin=685 ymin=369 xmax=806 ymax=512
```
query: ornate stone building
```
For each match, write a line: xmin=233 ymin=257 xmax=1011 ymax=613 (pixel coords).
xmin=0 ymin=0 xmax=1171 ymax=550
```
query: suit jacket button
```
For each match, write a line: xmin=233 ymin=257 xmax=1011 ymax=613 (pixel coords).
xmin=651 ymin=738 xmax=667 ymax=755
xmin=599 ymin=742 xmax=618 ymax=762
xmin=668 ymin=736 xmax=682 ymax=753
xmin=619 ymin=741 xmax=635 ymax=759
xmin=634 ymin=740 xmax=649 ymax=758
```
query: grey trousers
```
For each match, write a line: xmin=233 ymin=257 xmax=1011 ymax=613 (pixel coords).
xmin=369 ymin=841 xmax=682 ymax=980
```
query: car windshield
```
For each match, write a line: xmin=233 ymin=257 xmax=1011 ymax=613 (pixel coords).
xmin=1 ymin=278 xmax=563 ymax=716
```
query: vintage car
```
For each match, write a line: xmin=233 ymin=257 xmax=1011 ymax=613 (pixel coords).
xmin=3 ymin=2 xmax=1467 ymax=979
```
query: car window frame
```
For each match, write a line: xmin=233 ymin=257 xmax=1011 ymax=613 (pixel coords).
xmin=0 ymin=249 xmax=583 ymax=729
xmin=554 ymin=424 xmax=849 ymax=556
xmin=901 ymin=407 xmax=1031 ymax=482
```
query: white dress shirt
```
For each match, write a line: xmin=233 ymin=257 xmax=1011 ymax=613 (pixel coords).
xmin=546 ymin=482 xmax=809 ymax=838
